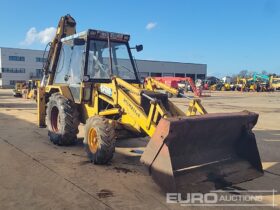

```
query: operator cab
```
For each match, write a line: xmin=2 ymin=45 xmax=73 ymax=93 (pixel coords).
xmin=53 ymin=29 xmax=141 ymax=85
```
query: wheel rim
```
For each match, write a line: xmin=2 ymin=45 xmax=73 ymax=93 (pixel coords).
xmin=51 ymin=106 xmax=60 ymax=132
xmin=88 ymin=127 xmax=98 ymax=153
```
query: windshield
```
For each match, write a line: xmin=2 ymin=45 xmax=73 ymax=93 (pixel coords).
xmin=272 ymin=79 xmax=280 ymax=84
xmin=87 ymin=40 xmax=137 ymax=80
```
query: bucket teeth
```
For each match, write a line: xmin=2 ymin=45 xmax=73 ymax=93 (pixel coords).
xmin=141 ymin=111 xmax=263 ymax=193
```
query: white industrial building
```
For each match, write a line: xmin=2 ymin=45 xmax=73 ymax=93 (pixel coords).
xmin=0 ymin=47 xmax=207 ymax=88
xmin=136 ymin=60 xmax=206 ymax=81
xmin=0 ymin=47 xmax=46 ymax=88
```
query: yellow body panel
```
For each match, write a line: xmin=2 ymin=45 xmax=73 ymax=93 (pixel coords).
xmin=45 ymin=85 xmax=74 ymax=100
xmin=270 ymin=77 xmax=280 ymax=90
xmin=37 ymin=87 xmax=46 ymax=127
xmin=39 ymin=77 xmax=207 ymax=137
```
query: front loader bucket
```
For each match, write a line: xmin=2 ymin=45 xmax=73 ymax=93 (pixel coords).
xmin=140 ymin=111 xmax=263 ymax=193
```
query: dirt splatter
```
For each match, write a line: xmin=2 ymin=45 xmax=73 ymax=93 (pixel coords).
xmin=113 ymin=167 xmax=134 ymax=174
xmin=97 ymin=189 xmax=114 ymax=198
xmin=78 ymin=160 xmax=92 ymax=165
xmin=71 ymin=153 xmax=86 ymax=157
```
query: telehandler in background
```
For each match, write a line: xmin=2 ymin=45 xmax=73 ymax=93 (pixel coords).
xmin=37 ymin=15 xmax=263 ymax=194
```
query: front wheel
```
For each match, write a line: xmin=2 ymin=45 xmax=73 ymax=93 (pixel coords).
xmin=84 ymin=116 xmax=116 ymax=164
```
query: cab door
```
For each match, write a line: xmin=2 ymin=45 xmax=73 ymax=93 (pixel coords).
xmin=67 ymin=40 xmax=86 ymax=103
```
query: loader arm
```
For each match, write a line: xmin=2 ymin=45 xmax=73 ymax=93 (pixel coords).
xmin=94 ymin=77 xmax=172 ymax=137
xmin=95 ymin=77 xmax=207 ymax=137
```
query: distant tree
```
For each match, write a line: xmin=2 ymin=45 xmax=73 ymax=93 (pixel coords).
xmin=238 ymin=70 xmax=248 ymax=78
xmin=248 ymin=71 xmax=254 ymax=77
xmin=261 ymin=70 xmax=268 ymax=75
xmin=231 ymin=74 xmax=238 ymax=83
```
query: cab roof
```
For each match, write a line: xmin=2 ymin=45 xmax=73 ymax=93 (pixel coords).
xmin=61 ymin=29 xmax=130 ymax=42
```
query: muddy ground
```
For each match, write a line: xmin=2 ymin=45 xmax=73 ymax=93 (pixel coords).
xmin=0 ymin=89 xmax=279 ymax=210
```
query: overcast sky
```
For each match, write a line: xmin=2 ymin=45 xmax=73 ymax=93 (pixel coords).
xmin=0 ymin=0 xmax=279 ymax=77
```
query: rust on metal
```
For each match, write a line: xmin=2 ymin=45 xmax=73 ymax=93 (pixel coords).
xmin=140 ymin=111 xmax=263 ymax=193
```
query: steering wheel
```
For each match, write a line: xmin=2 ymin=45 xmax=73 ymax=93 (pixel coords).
xmin=92 ymin=55 xmax=110 ymax=78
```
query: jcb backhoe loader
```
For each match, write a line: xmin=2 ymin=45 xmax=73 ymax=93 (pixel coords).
xmin=37 ymin=15 xmax=263 ymax=194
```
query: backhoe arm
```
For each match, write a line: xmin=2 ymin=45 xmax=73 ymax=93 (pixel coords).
xmin=41 ymin=14 xmax=76 ymax=87
xmin=38 ymin=14 xmax=76 ymax=127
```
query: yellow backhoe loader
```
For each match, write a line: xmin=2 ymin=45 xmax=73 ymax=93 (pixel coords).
xmin=37 ymin=15 xmax=263 ymax=194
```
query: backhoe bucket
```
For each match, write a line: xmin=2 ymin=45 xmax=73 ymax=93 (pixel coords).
xmin=140 ymin=111 xmax=263 ymax=193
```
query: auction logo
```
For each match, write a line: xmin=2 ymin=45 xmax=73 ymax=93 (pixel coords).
xmin=166 ymin=190 xmax=277 ymax=207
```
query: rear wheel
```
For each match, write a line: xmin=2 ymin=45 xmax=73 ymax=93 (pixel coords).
xmin=84 ymin=116 xmax=116 ymax=164
xmin=46 ymin=93 xmax=79 ymax=145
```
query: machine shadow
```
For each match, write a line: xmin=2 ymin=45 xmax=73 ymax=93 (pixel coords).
xmin=0 ymin=102 xmax=36 ymax=109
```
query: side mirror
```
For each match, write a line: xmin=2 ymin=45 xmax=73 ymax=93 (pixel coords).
xmin=136 ymin=45 xmax=143 ymax=52
xmin=73 ymin=38 xmax=85 ymax=46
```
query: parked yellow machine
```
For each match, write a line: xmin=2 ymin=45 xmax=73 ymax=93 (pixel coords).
xmin=235 ymin=77 xmax=260 ymax=92
xmin=210 ymin=82 xmax=231 ymax=91
xmin=13 ymin=79 xmax=40 ymax=99
xmin=37 ymin=15 xmax=263 ymax=194
xmin=220 ymin=74 xmax=280 ymax=93
xmin=235 ymin=77 xmax=246 ymax=91
xmin=12 ymin=82 xmax=25 ymax=97
xmin=26 ymin=79 xmax=40 ymax=100
xmin=270 ymin=76 xmax=280 ymax=91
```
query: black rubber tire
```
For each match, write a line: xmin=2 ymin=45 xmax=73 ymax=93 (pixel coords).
xmin=46 ymin=93 xmax=79 ymax=145
xmin=84 ymin=116 xmax=116 ymax=164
